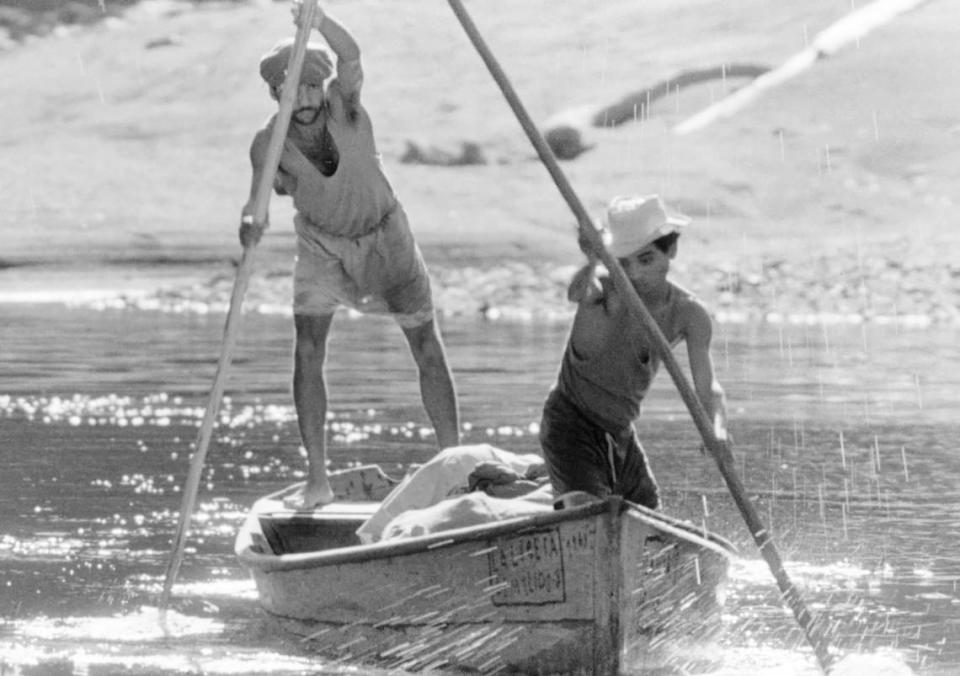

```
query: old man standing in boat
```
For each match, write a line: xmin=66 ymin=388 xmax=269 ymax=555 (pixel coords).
xmin=540 ymin=195 xmax=729 ymax=509
xmin=239 ymin=0 xmax=460 ymax=508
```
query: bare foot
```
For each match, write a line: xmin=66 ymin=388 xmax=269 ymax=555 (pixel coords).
xmin=285 ymin=477 xmax=335 ymax=510
xmin=300 ymin=477 xmax=335 ymax=509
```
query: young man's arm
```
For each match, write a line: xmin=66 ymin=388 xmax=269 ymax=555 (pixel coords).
xmin=567 ymin=260 xmax=603 ymax=303
xmin=568 ymin=222 xmax=608 ymax=304
xmin=684 ymin=302 xmax=729 ymax=443
xmin=240 ymin=126 xmax=300 ymax=247
xmin=239 ymin=130 xmax=272 ymax=247
xmin=313 ymin=10 xmax=360 ymax=63
xmin=299 ymin=2 xmax=363 ymax=97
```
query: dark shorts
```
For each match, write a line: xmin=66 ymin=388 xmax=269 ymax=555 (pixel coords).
xmin=539 ymin=389 xmax=660 ymax=509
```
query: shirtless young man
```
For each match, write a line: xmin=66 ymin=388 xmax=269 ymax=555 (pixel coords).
xmin=240 ymin=1 xmax=460 ymax=507
xmin=539 ymin=195 xmax=728 ymax=508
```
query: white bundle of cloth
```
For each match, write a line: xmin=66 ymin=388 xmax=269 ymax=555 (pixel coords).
xmin=356 ymin=444 xmax=553 ymax=544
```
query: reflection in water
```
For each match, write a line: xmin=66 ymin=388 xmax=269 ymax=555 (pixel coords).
xmin=1 ymin=305 xmax=958 ymax=674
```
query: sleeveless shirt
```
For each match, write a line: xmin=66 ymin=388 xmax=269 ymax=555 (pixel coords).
xmin=274 ymin=59 xmax=397 ymax=240
xmin=555 ymin=279 xmax=698 ymax=433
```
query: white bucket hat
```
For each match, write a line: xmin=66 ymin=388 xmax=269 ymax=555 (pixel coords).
xmin=603 ymin=195 xmax=690 ymax=258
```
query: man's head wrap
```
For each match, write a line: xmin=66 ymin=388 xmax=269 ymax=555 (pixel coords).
xmin=259 ymin=38 xmax=333 ymax=88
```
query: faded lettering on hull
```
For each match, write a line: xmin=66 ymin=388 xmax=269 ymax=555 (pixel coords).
xmin=487 ymin=524 xmax=594 ymax=606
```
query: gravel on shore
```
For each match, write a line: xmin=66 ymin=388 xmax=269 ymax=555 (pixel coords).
xmin=62 ymin=236 xmax=960 ymax=328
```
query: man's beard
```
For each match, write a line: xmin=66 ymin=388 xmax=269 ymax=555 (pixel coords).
xmin=292 ymin=106 xmax=323 ymax=126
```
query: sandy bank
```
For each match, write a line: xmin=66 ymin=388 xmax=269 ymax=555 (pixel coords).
xmin=1 ymin=0 xmax=958 ymax=326
xmin=4 ymin=234 xmax=957 ymax=328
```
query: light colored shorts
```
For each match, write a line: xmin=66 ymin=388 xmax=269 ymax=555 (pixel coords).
xmin=292 ymin=204 xmax=435 ymax=328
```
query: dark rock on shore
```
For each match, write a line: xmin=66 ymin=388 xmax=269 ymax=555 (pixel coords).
xmin=400 ymin=140 xmax=486 ymax=167
xmin=0 ymin=0 xmax=243 ymax=44
xmin=543 ymin=64 xmax=769 ymax=160
xmin=0 ymin=0 xmax=117 ymax=42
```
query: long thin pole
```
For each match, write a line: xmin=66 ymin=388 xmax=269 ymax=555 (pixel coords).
xmin=158 ymin=0 xmax=320 ymax=611
xmin=445 ymin=0 xmax=833 ymax=671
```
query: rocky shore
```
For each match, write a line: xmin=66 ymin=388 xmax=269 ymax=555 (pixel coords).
xmin=88 ymin=234 xmax=959 ymax=327
xmin=4 ymin=0 xmax=957 ymax=330
xmin=0 ymin=0 xmax=116 ymax=45
xmin=0 ymin=0 xmax=228 ymax=45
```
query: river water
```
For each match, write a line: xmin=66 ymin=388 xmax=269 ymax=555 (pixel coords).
xmin=1 ymin=301 xmax=959 ymax=675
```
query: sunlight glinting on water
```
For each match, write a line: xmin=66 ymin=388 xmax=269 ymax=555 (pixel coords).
xmin=2 ymin=577 xmax=322 ymax=673
xmin=15 ymin=607 xmax=221 ymax=642
xmin=3 ymin=304 xmax=959 ymax=674
xmin=1 ymin=643 xmax=330 ymax=676
xmin=155 ymin=580 xmax=258 ymax=601
xmin=0 ymin=393 xmax=297 ymax=428
xmin=722 ymin=557 xmax=960 ymax=673
xmin=0 ymin=393 xmax=543 ymax=449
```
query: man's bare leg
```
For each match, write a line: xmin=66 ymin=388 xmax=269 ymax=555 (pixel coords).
xmin=293 ymin=313 xmax=336 ymax=508
xmin=402 ymin=319 xmax=460 ymax=449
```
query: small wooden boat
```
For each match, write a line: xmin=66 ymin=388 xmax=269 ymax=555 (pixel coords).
xmin=236 ymin=466 xmax=737 ymax=675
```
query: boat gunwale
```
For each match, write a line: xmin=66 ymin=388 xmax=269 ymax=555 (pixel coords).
xmin=237 ymin=495 xmax=737 ymax=573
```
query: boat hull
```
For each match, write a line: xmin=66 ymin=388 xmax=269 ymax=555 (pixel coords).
xmin=237 ymin=485 xmax=734 ymax=674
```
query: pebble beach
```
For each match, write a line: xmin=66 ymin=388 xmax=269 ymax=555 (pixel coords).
xmin=45 ymin=234 xmax=958 ymax=329
xmin=2 ymin=0 xmax=958 ymax=330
